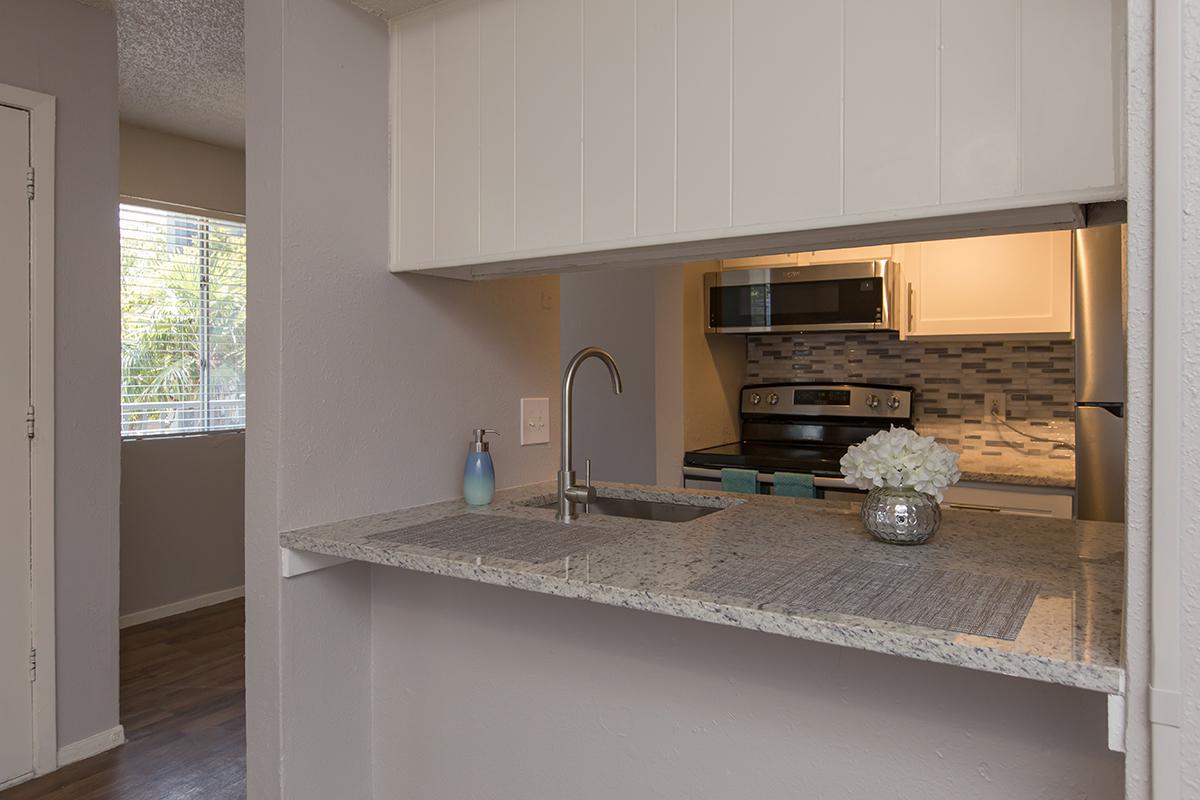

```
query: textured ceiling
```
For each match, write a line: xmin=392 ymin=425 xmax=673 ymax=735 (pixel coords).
xmin=112 ymin=0 xmax=245 ymax=149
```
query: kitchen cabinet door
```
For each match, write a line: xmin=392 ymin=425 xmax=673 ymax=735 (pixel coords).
xmin=394 ymin=8 xmax=436 ymax=267
xmin=515 ymin=0 xmax=582 ymax=251
xmin=583 ymin=0 xmax=636 ymax=244
xmin=479 ymin=0 xmax=516 ymax=256
xmin=676 ymin=0 xmax=731 ymax=233
xmin=1020 ymin=0 xmax=1121 ymax=195
xmin=731 ymin=0 xmax=841 ymax=225
xmin=434 ymin=0 xmax=480 ymax=262
xmin=843 ymin=0 xmax=939 ymax=214
xmin=907 ymin=230 xmax=1073 ymax=338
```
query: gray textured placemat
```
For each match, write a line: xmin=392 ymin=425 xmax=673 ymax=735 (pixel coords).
xmin=690 ymin=556 xmax=1040 ymax=640
xmin=369 ymin=514 xmax=616 ymax=564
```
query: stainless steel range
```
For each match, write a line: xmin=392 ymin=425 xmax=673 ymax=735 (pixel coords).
xmin=682 ymin=383 xmax=915 ymax=497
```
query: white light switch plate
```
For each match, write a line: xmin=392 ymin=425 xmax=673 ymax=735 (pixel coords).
xmin=520 ymin=397 xmax=550 ymax=445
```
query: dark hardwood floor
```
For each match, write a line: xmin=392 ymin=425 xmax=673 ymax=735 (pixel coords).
xmin=1 ymin=599 xmax=246 ymax=800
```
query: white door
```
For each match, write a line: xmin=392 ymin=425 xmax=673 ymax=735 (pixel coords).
xmin=0 ymin=102 xmax=34 ymax=785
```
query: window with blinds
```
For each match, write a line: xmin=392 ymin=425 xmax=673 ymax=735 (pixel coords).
xmin=120 ymin=203 xmax=246 ymax=437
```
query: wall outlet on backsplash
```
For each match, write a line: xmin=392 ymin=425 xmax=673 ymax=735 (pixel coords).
xmin=985 ymin=392 xmax=1007 ymax=423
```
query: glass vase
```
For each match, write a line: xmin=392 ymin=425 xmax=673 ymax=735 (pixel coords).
xmin=860 ymin=486 xmax=941 ymax=545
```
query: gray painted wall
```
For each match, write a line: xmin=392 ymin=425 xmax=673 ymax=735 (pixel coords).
xmin=119 ymin=434 xmax=245 ymax=616
xmin=560 ymin=268 xmax=658 ymax=485
xmin=118 ymin=125 xmax=247 ymax=618
xmin=560 ymin=264 xmax=690 ymax=487
xmin=119 ymin=122 xmax=246 ymax=216
xmin=245 ymin=0 xmax=560 ymax=796
xmin=372 ymin=569 xmax=1122 ymax=799
xmin=0 ymin=0 xmax=121 ymax=748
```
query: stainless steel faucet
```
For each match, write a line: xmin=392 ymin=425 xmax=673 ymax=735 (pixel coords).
xmin=557 ymin=346 xmax=623 ymax=522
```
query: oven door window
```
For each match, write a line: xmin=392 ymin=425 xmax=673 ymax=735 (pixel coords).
xmin=769 ymin=277 xmax=882 ymax=326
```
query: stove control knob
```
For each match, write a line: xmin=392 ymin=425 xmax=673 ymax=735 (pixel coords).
xmin=767 ymin=392 xmax=780 ymax=406
xmin=887 ymin=394 xmax=902 ymax=411
xmin=749 ymin=392 xmax=761 ymax=406
xmin=865 ymin=394 xmax=881 ymax=410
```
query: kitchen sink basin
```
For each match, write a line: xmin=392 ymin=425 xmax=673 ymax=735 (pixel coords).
xmin=539 ymin=495 xmax=725 ymax=523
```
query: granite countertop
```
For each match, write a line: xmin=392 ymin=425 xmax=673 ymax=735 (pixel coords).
xmin=955 ymin=451 xmax=1077 ymax=489
xmin=280 ymin=482 xmax=1123 ymax=694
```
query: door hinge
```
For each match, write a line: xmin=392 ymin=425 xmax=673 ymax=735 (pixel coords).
xmin=29 ymin=648 xmax=36 ymax=682
xmin=25 ymin=167 xmax=34 ymax=200
xmin=26 ymin=405 xmax=35 ymax=439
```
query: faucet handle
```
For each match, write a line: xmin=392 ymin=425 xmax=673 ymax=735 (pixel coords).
xmin=584 ymin=459 xmax=591 ymax=513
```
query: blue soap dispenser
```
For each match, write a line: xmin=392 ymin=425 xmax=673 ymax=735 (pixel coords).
xmin=463 ymin=428 xmax=498 ymax=506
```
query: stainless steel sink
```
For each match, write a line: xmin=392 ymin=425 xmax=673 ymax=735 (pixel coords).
xmin=539 ymin=495 xmax=724 ymax=523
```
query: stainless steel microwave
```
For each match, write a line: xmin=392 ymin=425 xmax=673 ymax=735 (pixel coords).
xmin=703 ymin=260 xmax=899 ymax=334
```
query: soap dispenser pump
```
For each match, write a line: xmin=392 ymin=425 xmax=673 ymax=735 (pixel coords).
xmin=463 ymin=428 xmax=498 ymax=506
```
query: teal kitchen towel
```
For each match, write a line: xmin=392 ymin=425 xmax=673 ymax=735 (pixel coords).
xmin=720 ymin=468 xmax=759 ymax=494
xmin=773 ymin=471 xmax=815 ymax=499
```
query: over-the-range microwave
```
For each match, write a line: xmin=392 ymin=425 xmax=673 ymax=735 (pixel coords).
xmin=703 ymin=260 xmax=900 ymax=334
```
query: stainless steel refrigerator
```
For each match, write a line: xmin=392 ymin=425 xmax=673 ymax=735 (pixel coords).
xmin=1074 ymin=224 xmax=1125 ymax=522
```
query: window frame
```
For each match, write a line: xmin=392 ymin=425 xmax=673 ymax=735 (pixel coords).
xmin=119 ymin=196 xmax=247 ymax=440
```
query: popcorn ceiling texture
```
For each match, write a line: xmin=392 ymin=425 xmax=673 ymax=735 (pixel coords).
xmin=746 ymin=333 xmax=1076 ymax=467
xmin=115 ymin=0 xmax=245 ymax=148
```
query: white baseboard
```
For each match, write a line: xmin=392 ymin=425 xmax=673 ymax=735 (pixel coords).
xmin=119 ymin=585 xmax=245 ymax=629
xmin=57 ymin=725 xmax=125 ymax=767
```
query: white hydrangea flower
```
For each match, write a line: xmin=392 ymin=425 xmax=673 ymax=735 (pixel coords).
xmin=839 ymin=426 xmax=962 ymax=502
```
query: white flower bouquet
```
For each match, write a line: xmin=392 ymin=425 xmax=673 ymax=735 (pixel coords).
xmin=839 ymin=426 xmax=962 ymax=503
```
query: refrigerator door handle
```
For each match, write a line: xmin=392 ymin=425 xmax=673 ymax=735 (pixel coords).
xmin=1076 ymin=401 xmax=1125 ymax=419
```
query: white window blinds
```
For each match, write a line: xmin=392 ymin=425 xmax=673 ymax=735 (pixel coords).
xmin=120 ymin=203 xmax=247 ymax=437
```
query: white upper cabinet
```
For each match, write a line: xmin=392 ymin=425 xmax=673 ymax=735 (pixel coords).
xmin=906 ymin=231 xmax=1074 ymax=338
xmin=843 ymin=0 xmax=939 ymax=214
xmin=390 ymin=0 xmax=1124 ymax=276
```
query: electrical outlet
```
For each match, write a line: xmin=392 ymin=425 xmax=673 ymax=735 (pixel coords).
xmin=520 ymin=397 xmax=550 ymax=445
xmin=984 ymin=392 xmax=1007 ymax=423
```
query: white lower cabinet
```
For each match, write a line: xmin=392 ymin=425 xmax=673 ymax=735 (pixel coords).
xmin=904 ymin=230 xmax=1073 ymax=338
xmin=941 ymin=482 xmax=1075 ymax=519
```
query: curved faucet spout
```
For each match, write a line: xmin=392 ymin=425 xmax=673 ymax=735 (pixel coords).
xmin=558 ymin=347 xmax=623 ymax=522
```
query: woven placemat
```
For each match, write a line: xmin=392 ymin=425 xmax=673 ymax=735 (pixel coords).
xmin=369 ymin=514 xmax=616 ymax=564
xmin=690 ymin=556 xmax=1040 ymax=640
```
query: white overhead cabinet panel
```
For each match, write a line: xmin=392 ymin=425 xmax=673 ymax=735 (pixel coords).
xmin=582 ymin=0 xmax=637 ymax=244
xmin=478 ymin=0 xmax=517 ymax=255
xmin=635 ymin=0 xmax=676 ymax=238
xmin=389 ymin=0 xmax=1124 ymax=277
xmin=515 ymin=0 xmax=582 ymax=251
xmin=732 ymin=0 xmax=841 ymax=225
xmin=939 ymin=0 xmax=1020 ymax=204
xmin=906 ymin=230 xmax=1074 ymax=338
xmin=1020 ymin=0 xmax=1121 ymax=195
xmin=676 ymin=0 xmax=731 ymax=233
xmin=844 ymin=0 xmax=939 ymax=214
xmin=434 ymin=0 xmax=480 ymax=261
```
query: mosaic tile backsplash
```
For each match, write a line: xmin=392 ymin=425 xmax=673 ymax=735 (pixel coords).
xmin=746 ymin=333 xmax=1076 ymax=466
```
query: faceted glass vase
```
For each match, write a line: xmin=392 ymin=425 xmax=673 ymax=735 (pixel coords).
xmin=860 ymin=486 xmax=941 ymax=545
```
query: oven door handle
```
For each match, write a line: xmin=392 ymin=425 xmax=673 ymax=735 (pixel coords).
xmin=681 ymin=466 xmax=847 ymax=489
